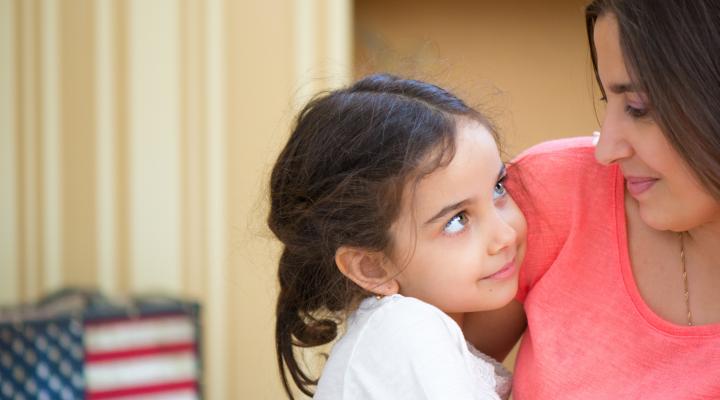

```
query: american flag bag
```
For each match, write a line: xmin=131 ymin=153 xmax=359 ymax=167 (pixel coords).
xmin=0 ymin=289 xmax=202 ymax=400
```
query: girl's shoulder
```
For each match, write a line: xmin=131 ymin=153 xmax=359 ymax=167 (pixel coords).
xmin=318 ymin=295 xmax=503 ymax=399
xmin=347 ymin=294 xmax=465 ymax=350
xmin=357 ymin=294 xmax=458 ymax=333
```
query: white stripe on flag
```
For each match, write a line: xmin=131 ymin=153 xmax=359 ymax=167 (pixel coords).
xmin=85 ymin=317 xmax=195 ymax=352
xmin=85 ymin=353 xmax=197 ymax=391
xmin=111 ymin=389 xmax=199 ymax=400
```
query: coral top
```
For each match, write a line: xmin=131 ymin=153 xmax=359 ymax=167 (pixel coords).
xmin=507 ymin=137 xmax=720 ymax=400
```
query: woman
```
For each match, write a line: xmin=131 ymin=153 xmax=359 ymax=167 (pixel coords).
xmin=464 ymin=1 xmax=720 ymax=398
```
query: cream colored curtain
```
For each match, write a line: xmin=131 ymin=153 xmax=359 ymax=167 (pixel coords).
xmin=0 ymin=0 xmax=352 ymax=398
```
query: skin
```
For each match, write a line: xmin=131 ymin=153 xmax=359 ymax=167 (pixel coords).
xmin=385 ymin=119 xmax=527 ymax=330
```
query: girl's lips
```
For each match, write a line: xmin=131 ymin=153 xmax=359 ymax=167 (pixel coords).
xmin=483 ymin=260 xmax=516 ymax=280
xmin=626 ymin=177 xmax=658 ymax=196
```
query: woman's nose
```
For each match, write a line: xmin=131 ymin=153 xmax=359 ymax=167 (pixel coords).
xmin=594 ymin=111 xmax=633 ymax=165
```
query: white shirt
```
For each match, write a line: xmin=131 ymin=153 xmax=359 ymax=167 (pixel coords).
xmin=314 ymin=294 xmax=511 ymax=400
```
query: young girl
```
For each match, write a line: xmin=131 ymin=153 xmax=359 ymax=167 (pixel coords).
xmin=268 ymin=74 xmax=526 ymax=400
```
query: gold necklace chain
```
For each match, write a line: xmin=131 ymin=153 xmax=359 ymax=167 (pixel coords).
xmin=679 ymin=232 xmax=693 ymax=326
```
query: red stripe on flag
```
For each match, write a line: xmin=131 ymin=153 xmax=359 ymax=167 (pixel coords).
xmin=86 ymin=380 xmax=197 ymax=399
xmin=84 ymin=313 xmax=190 ymax=327
xmin=85 ymin=342 xmax=196 ymax=363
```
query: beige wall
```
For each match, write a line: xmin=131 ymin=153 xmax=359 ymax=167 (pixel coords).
xmin=1 ymin=0 xmax=350 ymax=398
xmin=1 ymin=0 xmax=601 ymax=398
xmin=355 ymin=0 xmax=601 ymax=156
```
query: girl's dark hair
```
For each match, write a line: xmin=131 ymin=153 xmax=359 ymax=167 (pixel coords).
xmin=586 ymin=0 xmax=720 ymax=199
xmin=268 ymin=74 xmax=493 ymax=398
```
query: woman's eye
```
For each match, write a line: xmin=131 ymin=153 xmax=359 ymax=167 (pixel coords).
xmin=493 ymin=179 xmax=508 ymax=200
xmin=625 ymin=105 xmax=648 ymax=118
xmin=443 ymin=212 xmax=468 ymax=235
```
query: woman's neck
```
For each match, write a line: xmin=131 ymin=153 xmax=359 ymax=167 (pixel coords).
xmin=686 ymin=217 xmax=720 ymax=272
xmin=687 ymin=217 xmax=720 ymax=254
xmin=682 ymin=216 xmax=720 ymax=325
xmin=625 ymin=194 xmax=720 ymax=325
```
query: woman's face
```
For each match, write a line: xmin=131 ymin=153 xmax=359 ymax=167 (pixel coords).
xmin=593 ymin=14 xmax=720 ymax=231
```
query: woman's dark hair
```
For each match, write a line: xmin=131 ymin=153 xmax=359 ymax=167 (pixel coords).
xmin=267 ymin=74 xmax=494 ymax=398
xmin=586 ymin=0 xmax=720 ymax=199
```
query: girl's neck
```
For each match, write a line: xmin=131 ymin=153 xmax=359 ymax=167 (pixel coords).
xmin=447 ymin=312 xmax=465 ymax=330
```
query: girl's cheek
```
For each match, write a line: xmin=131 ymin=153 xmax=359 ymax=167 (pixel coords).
xmin=507 ymin=199 xmax=527 ymax=239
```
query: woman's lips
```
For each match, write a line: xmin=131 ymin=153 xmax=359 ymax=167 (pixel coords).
xmin=626 ymin=177 xmax=658 ymax=196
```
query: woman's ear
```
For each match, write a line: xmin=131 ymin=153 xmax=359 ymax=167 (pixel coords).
xmin=335 ymin=246 xmax=399 ymax=296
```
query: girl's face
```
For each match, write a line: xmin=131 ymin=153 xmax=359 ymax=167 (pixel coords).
xmin=386 ymin=120 xmax=526 ymax=319
xmin=593 ymin=14 xmax=720 ymax=231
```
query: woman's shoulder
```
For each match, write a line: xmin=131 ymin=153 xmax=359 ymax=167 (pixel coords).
xmin=512 ymin=136 xmax=600 ymax=174
xmin=508 ymin=136 xmax=617 ymax=206
xmin=508 ymin=137 xmax=622 ymax=302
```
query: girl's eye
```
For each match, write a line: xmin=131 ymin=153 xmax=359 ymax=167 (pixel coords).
xmin=493 ymin=177 xmax=508 ymax=200
xmin=443 ymin=212 xmax=468 ymax=235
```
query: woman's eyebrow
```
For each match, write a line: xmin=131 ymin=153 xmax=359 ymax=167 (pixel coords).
xmin=424 ymin=163 xmax=506 ymax=225
xmin=608 ymin=82 xmax=638 ymax=94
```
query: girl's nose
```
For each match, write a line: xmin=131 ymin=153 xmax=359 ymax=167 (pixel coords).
xmin=487 ymin=213 xmax=517 ymax=256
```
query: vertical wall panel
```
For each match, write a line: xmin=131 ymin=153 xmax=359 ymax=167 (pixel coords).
xmin=0 ymin=0 xmax=19 ymax=305
xmin=180 ymin=0 xmax=207 ymax=300
xmin=292 ymin=0 xmax=317 ymax=109
xmin=60 ymin=0 xmax=97 ymax=287
xmin=96 ymin=0 xmax=117 ymax=295
xmin=206 ymin=0 xmax=227 ymax=398
xmin=20 ymin=0 xmax=39 ymax=301
xmin=128 ymin=0 xmax=181 ymax=293
xmin=41 ymin=0 xmax=62 ymax=293
xmin=113 ymin=0 xmax=131 ymax=294
xmin=326 ymin=0 xmax=353 ymax=89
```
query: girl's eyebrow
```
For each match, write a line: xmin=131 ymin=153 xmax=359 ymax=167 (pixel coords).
xmin=424 ymin=163 xmax=506 ymax=225
xmin=425 ymin=199 xmax=471 ymax=225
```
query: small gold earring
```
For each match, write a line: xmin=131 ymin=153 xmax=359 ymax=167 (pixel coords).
xmin=374 ymin=293 xmax=383 ymax=300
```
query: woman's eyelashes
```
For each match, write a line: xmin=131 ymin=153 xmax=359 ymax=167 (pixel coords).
xmin=599 ymin=93 xmax=650 ymax=119
xmin=620 ymin=97 xmax=651 ymax=119
xmin=624 ymin=103 xmax=648 ymax=118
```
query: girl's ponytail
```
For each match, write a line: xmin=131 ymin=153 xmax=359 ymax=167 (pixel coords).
xmin=275 ymin=247 xmax=342 ymax=397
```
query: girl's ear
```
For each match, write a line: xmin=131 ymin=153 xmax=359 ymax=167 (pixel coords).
xmin=335 ymin=246 xmax=399 ymax=296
